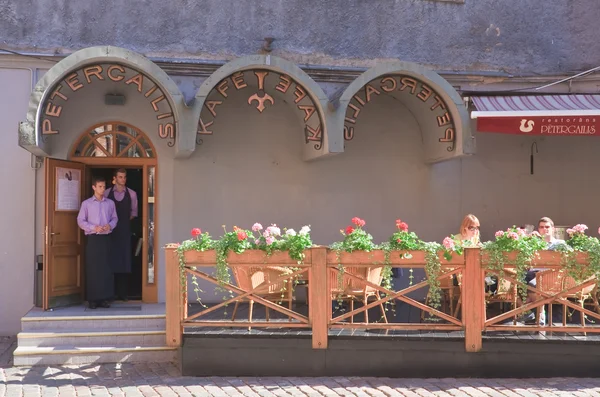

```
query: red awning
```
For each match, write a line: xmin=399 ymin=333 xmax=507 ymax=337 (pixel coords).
xmin=471 ymin=95 xmax=600 ymax=136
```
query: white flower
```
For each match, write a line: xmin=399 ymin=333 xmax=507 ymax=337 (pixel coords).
xmin=267 ymin=224 xmax=281 ymax=236
xmin=299 ymin=225 xmax=311 ymax=236
xmin=286 ymin=229 xmax=297 ymax=237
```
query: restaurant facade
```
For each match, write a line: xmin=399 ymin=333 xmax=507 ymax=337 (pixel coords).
xmin=1 ymin=0 xmax=600 ymax=346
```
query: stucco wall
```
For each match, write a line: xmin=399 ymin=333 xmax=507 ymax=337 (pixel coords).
xmin=1 ymin=0 xmax=599 ymax=74
xmin=0 ymin=68 xmax=35 ymax=335
xmin=171 ymin=86 xmax=600 ymax=301
xmin=5 ymin=56 xmax=600 ymax=314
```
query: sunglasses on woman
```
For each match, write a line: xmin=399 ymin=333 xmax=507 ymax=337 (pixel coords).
xmin=468 ymin=226 xmax=480 ymax=231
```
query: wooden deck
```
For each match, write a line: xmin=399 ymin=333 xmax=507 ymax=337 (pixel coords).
xmin=167 ymin=247 xmax=600 ymax=377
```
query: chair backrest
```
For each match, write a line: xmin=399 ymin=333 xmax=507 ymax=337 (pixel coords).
xmin=537 ymin=269 xmax=595 ymax=297
xmin=232 ymin=265 xmax=291 ymax=294
xmin=329 ymin=266 xmax=383 ymax=297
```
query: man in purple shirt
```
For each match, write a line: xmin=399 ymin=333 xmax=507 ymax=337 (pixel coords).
xmin=77 ymin=176 xmax=118 ymax=309
xmin=105 ymin=168 xmax=138 ymax=301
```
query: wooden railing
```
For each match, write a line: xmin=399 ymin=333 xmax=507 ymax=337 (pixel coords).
xmin=165 ymin=247 xmax=600 ymax=352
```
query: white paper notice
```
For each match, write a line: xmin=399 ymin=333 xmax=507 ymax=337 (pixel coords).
xmin=56 ymin=167 xmax=81 ymax=211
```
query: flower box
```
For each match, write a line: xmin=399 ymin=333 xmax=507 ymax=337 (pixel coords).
xmin=480 ymin=250 xmax=589 ymax=267
xmin=174 ymin=248 xmax=311 ymax=267
xmin=326 ymin=249 xmax=465 ymax=267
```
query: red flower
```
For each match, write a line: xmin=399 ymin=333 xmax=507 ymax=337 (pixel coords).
xmin=345 ymin=226 xmax=355 ymax=235
xmin=191 ymin=228 xmax=202 ymax=237
xmin=395 ymin=219 xmax=408 ymax=232
xmin=397 ymin=238 xmax=402 ymax=243
xmin=237 ymin=230 xmax=247 ymax=241
xmin=351 ymin=217 xmax=366 ymax=227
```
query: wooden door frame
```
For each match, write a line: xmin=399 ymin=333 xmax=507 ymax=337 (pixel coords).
xmin=76 ymin=159 xmax=159 ymax=303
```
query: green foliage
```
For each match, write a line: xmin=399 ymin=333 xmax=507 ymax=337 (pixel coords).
xmin=175 ymin=230 xmax=215 ymax=308
xmin=561 ymin=226 xmax=600 ymax=283
xmin=482 ymin=226 xmax=549 ymax=300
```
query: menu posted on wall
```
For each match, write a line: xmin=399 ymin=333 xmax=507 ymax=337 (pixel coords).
xmin=56 ymin=167 xmax=81 ymax=211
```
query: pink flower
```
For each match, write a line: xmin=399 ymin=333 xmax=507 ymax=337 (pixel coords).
xmin=351 ymin=217 xmax=366 ymax=227
xmin=252 ymin=223 xmax=263 ymax=232
xmin=266 ymin=236 xmax=275 ymax=245
xmin=443 ymin=237 xmax=455 ymax=250
xmin=567 ymin=228 xmax=575 ymax=235
xmin=495 ymin=231 xmax=504 ymax=238
xmin=254 ymin=239 xmax=261 ymax=245
xmin=191 ymin=228 xmax=202 ymax=237
xmin=572 ymin=224 xmax=588 ymax=234
xmin=598 ymin=227 xmax=600 ymax=236
xmin=516 ymin=228 xmax=526 ymax=236
xmin=508 ymin=232 xmax=519 ymax=240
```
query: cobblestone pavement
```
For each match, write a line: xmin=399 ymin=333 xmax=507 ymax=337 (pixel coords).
xmin=0 ymin=336 xmax=16 ymax=368
xmin=2 ymin=363 xmax=600 ymax=397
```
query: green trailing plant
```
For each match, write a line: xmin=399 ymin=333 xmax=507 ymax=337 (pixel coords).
xmin=561 ymin=225 xmax=600 ymax=283
xmin=387 ymin=219 xmax=450 ymax=312
xmin=175 ymin=228 xmax=215 ymax=308
xmin=330 ymin=217 xmax=376 ymax=308
xmin=250 ymin=223 xmax=313 ymax=303
xmin=481 ymin=226 xmax=547 ymax=301
xmin=175 ymin=223 xmax=313 ymax=308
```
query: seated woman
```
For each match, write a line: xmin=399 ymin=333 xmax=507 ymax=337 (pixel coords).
xmin=455 ymin=214 xmax=481 ymax=247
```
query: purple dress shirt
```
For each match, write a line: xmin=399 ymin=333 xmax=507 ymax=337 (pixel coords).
xmin=77 ymin=195 xmax=118 ymax=235
xmin=104 ymin=187 xmax=138 ymax=218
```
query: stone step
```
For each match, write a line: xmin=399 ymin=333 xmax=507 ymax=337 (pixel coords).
xmin=21 ymin=314 xmax=166 ymax=332
xmin=17 ymin=330 xmax=166 ymax=347
xmin=13 ymin=345 xmax=177 ymax=366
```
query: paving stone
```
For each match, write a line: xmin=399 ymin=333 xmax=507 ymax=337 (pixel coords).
xmin=3 ymin=363 xmax=600 ymax=397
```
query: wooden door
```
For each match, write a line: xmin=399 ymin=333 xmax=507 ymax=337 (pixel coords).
xmin=44 ymin=158 xmax=87 ymax=309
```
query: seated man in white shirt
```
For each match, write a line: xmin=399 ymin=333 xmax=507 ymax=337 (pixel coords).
xmin=523 ymin=217 xmax=565 ymax=325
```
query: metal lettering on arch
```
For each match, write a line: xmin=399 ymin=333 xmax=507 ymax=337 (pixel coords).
xmin=39 ymin=63 xmax=177 ymax=147
xmin=197 ymin=69 xmax=324 ymax=150
xmin=343 ymin=75 xmax=457 ymax=152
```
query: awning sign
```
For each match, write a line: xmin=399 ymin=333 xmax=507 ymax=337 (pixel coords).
xmin=471 ymin=95 xmax=600 ymax=136
xmin=477 ymin=116 xmax=599 ymax=136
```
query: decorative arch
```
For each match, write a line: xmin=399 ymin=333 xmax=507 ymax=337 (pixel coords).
xmin=333 ymin=61 xmax=474 ymax=163
xmin=18 ymin=46 xmax=187 ymax=158
xmin=192 ymin=55 xmax=334 ymax=161
xmin=69 ymin=122 xmax=157 ymax=159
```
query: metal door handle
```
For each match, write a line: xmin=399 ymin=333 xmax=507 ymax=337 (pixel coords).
xmin=50 ymin=232 xmax=60 ymax=235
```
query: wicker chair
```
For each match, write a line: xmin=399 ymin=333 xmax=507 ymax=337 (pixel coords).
xmin=535 ymin=269 xmax=598 ymax=327
xmin=230 ymin=266 xmax=295 ymax=325
xmin=330 ymin=266 xmax=388 ymax=324
xmin=485 ymin=272 xmax=519 ymax=324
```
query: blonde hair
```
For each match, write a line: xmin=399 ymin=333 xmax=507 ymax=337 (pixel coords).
xmin=460 ymin=214 xmax=480 ymax=237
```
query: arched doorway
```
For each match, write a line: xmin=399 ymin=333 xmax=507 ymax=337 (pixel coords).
xmin=43 ymin=122 xmax=158 ymax=309
xmin=71 ymin=122 xmax=158 ymax=304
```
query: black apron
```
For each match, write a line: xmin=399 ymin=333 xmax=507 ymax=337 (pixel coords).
xmin=86 ymin=234 xmax=114 ymax=301
xmin=108 ymin=187 xmax=132 ymax=273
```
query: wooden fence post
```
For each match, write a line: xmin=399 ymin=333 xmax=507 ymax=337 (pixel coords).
xmin=310 ymin=246 xmax=328 ymax=349
xmin=463 ymin=247 xmax=484 ymax=352
xmin=165 ymin=247 xmax=182 ymax=347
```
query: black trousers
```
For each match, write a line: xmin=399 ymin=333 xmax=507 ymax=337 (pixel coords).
xmin=114 ymin=273 xmax=129 ymax=299
xmin=86 ymin=234 xmax=114 ymax=303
